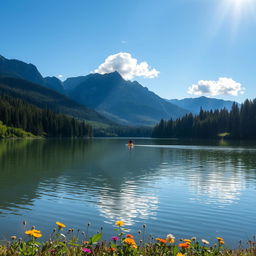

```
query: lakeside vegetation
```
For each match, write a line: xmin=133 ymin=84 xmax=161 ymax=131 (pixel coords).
xmin=0 ymin=221 xmax=255 ymax=256
xmin=0 ymin=94 xmax=93 ymax=138
xmin=152 ymin=99 xmax=256 ymax=140
xmin=0 ymin=121 xmax=35 ymax=138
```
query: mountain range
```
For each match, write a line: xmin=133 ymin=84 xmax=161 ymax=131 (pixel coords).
xmin=0 ymin=54 xmax=238 ymax=127
xmin=168 ymin=97 xmax=236 ymax=114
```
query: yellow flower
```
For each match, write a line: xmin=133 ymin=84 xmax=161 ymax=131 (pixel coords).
xmin=183 ymin=239 xmax=191 ymax=243
xmin=202 ymin=239 xmax=210 ymax=244
xmin=216 ymin=237 xmax=224 ymax=241
xmin=56 ymin=221 xmax=66 ymax=229
xmin=177 ymin=253 xmax=185 ymax=256
xmin=33 ymin=232 xmax=42 ymax=238
xmin=25 ymin=229 xmax=42 ymax=238
xmin=166 ymin=234 xmax=175 ymax=243
xmin=115 ymin=221 xmax=125 ymax=227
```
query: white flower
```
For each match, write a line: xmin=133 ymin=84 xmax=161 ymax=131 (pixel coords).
xmin=202 ymin=239 xmax=210 ymax=244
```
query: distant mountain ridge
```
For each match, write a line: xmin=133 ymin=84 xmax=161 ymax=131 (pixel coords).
xmin=0 ymin=55 xmax=64 ymax=93
xmin=168 ymin=96 xmax=237 ymax=114
xmin=0 ymin=54 xmax=239 ymax=126
xmin=66 ymin=72 xmax=189 ymax=126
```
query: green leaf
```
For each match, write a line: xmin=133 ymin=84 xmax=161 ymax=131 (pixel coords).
xmin=90 ymin=233 xmax=103 ymax=244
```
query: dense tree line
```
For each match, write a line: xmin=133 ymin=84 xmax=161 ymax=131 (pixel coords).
xmin=152 ymin=99 xmax=256 ymax=140
xmin=94 ymin=125 xmax=152 ymax=137
xmin=0 ymin=94 xmax=93 ymax=137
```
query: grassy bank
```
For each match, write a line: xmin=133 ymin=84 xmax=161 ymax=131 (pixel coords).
xmin=0 ymin=121 xmax=35 ymax=139
xmin=0 ymin=221 xmax=255 ymax=256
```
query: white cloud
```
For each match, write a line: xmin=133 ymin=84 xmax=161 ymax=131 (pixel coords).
xmin=93 ymin=52 xmax=159 ymax=80
xmin=187 ymin=77 xmax=245 ymax=96
xmin=57 ymin=74 xmax=63 ymax=78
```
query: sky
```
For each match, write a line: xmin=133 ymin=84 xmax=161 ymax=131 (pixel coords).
xmin=1 ymin=0 xmax=256 ymax=102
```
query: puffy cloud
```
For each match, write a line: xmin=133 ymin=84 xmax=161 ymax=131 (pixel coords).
xmin=187 ymin=77 xmax=245 ymax=96
xmin=57 ymin=74 xmax=63 ymax=79
xmin=93 ymin=52 xmax=159 ymax=80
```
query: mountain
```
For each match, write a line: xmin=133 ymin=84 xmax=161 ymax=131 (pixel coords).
xmin=63 ymin=75 xmax=92 ymax=91
xmin=0 ymin=55 xmax=65 ymax=93
xmin=67 ymin=72 xmax=189 ymax=126
xmin=0 ymin=76 xmax=112 ymax=124
xmin=0 ymin=54 xmax=44 ymax=85
xmin=168 ymin=96 xmax=237 ymax=114
xmin=44 ymin=76 xmax=65 ymax=94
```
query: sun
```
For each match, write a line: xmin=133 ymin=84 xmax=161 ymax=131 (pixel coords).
xmin=227 ymin=0 xmax=253 ymax=9
xmin=223 ymin=0 xmax=256 ymax=25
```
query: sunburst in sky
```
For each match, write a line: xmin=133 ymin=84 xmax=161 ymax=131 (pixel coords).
xmin=223 ymin=0 xmax=256 ymax=26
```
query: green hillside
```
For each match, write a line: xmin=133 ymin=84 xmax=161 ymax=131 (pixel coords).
xmin=0 ymin=76 xmax=112 ymax=124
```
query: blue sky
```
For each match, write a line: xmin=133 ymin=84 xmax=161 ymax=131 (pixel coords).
xmin=1 ymin=0 xmax=256 ymax=102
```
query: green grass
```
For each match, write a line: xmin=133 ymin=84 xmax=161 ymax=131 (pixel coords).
xmin=0 ymin=121 xmax=36 ymax=139
xmin=0 ymin=221 xmax=255 ymax=256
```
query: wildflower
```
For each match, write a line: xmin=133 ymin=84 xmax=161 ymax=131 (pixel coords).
xmin=179 ymin=242 xmax=190 ymax=249
xmin=56 ymin=221 xmax=66 ymax=229
xmin=183 ymin=239 xmax=191 ymax=243
xmin=25 ymin=229 xmax=42 ymax=238
xmin=32 ymin=232 xmax=42 ymax=238
xmin=155 ymin=238 xmax=167 ymax=243
xmin=83 ymin=241 xmax=89 ymax=244
xmin=126 ymin=234 xmax=134 ymax=238
xmin=111 ymin=236 xmax=119 ymax=241
xmin=11 ymin=236 xmax=17 ymax=240
xmin=177 ymin=253 xmax=185 ymax=256
xmin=166 ymin=234 xmax=175 ymax=243
xmin=82 ymin=248 xmax=92 ymax=253
xmin=202 ymin=239 xmax=210 ymax=244
xmin=123 ymin=237 xmax=137 ymax=248
xmin=191 ymin=237 xmax=196 ymax=241
xmin=115 ymin=221 xmax=125 ymax=227
xmin=108 ymin=248 xmax=117 ymax=252
xmin=216 ymin=237 xmax=224 ymax=244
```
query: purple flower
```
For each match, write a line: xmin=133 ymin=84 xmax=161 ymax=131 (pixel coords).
xmin=82 ymin=248 xmax=92 ymax=253
xmin=111 ymin=236 xmax=119 ymax=241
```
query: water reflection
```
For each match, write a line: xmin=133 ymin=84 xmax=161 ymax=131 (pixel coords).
xmin=0 ymin=138 xmax=256 ymax=243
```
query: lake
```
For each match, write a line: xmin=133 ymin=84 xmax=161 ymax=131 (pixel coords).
xmin=0 ymin=138 xmax=256 ymax=246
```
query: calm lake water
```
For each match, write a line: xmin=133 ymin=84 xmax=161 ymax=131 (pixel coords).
xmin=0 ymin=138 xmax=256 ymax=246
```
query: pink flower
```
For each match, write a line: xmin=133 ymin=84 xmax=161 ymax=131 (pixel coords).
xmin=111 ymin=236 xmax=119 ymax=241
xmin=82 ymin=248 xmax=91 ymax=253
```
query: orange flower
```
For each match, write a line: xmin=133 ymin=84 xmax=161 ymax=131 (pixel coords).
xmin=126 ymin=234 xmax=134 ymax=238
xmin=123 ymin=237 xmax=137 ymax=248
xmin=179 ymin=242 xmax=190 ymax=249
xmin=108 ymin=248 xmax=117 ymax=252
xmin=155 ymin=238 xmax=167 ymax=243
xmin=216 ymin=237 xmax=224 ymax=244
xmin=56 ymin=221 xmax=66 ymax=229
